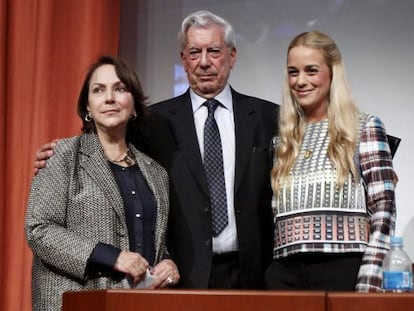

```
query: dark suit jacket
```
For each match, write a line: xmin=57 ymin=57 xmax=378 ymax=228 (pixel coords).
xmin=142 ymin=88 xmax=279 ymax=288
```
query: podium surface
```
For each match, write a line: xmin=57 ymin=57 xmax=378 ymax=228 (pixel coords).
xmin=63 ymin=289 xmax=325 ymax=311
xmin=327 ymin=292 xmax=414 ymax=311
xmin=63 ymin=289 xmax=414 ymax=311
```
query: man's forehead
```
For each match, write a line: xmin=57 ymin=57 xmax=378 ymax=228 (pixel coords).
xmin=186 ymin=25 xmax=224 ymax=41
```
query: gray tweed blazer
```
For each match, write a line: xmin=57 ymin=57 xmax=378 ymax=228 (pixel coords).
xmin=25 ymin=133 xmax=169 ymax=311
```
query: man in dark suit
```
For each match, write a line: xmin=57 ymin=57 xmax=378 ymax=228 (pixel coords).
xmin=34 ymin=10 xmax=279 ymax=289
xmin=142 ymin=11 xmax=279 ymax=289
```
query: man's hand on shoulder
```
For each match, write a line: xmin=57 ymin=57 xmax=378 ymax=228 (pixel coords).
xmin=34 ymin=139 xmax=59 ymax=175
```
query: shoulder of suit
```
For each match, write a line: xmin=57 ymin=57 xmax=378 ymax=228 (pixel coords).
xmin=55 ymin=134 xmax=103 ymax=161
xmin=55 ymin=135 xmax=83 ymax=153
xmin=231 ymin=89 xmax=278 ymax=107
xmin=149 ymin=92 xmax=189 ymax=111
xmin=129 ymin=144 xmax=168 ymax=174
xmin=39 ymin=135 xmax=83 ymax=169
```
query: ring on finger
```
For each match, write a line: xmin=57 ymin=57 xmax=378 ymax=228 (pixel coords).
xmin=167 ymin=276 xmax=173 ymax=284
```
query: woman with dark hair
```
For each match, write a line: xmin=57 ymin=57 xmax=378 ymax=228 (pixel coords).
xmin=25 ymin=55 xmax=179 ymax=311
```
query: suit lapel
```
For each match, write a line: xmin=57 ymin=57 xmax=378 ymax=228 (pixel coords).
xmin=232 ymin=90 xmax=257 ymax=193
xmin=169 ymin=92 xmax=209 ymax=196
xmin=171 ymin=90 xmax=257 ymax=196
xmin=78 ymin=134 xmax=128 ymax=230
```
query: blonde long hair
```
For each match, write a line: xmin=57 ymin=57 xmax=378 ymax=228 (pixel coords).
xmin=271 ymin=31 xmax=360 ymax=194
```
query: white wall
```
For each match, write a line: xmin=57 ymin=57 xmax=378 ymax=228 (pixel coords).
xmin=120 ymin=0 xmax=414 ymax=259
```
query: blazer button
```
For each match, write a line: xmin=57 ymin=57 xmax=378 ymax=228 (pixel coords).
xmin=204 ymin=205 xmax=210 ymax=213
xmin=205 ymin=239 xmax=211 ymax=247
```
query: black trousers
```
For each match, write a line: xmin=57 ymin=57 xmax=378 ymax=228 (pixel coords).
xmin=265 ymin=252 xmax=363 ymax=291
xmin=209 ymin=251 xmax=241 ymax=289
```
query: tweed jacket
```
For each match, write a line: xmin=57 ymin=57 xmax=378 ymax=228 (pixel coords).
xmin=25 ymin=133 xmax=169 ymax=311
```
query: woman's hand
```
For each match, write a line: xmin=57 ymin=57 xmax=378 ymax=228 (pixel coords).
xmin=149 ymin=259 xmax=180 ymax=289
xmin=114 ymin=251 xmax=149 ymax=284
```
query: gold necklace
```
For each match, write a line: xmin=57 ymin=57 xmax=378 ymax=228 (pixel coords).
xmin=110 ymin=149 xmax=134 ymax=166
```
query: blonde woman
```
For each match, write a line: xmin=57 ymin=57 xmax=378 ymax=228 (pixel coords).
xmin=265 ymin=31 xmax=397 ymax=292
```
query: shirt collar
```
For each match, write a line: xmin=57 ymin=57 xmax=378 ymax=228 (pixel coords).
xmin=190 ymin=85 xmax=233 ymax=113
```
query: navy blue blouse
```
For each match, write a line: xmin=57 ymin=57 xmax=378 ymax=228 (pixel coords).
xmin=86 ymin=162 xmax=157 ymax=275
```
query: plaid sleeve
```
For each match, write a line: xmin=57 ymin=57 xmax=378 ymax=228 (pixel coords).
xmin=355 ymin=115 xmax=398 ymax=292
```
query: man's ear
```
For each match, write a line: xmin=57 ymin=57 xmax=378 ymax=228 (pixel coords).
xmin=230 ymin=47 xmax=237 ymax=69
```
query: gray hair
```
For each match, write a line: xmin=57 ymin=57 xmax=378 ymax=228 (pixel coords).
xmin=178 ymin=10 xmax=236 ymax=51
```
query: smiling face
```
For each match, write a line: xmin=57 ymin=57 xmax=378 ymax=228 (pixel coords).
xmin=87 ymin=64 xmax=135 ymax=136
xmin=287 ymin=45 xmax=331 ymax=122
xmin=181 ymin=24 xmax=236 ymax=99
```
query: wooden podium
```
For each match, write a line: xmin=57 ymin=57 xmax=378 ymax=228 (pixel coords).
xmin=62 ymin=289 xmax=325 ymax=311
xmin=327 ymin=292 xmax=414 ymax=311
xmin=63 ymin=289 xmax=414 ymax=311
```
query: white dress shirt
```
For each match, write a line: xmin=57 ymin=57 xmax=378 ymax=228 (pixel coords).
xmin=190 ymin=85 xmax=238 ymax=253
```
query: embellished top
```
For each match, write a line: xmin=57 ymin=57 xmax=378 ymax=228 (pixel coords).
xmin=272 ymin=113 xmax=397 ymax=292
xmin=273 ymin=118 xmax=369 ymax=256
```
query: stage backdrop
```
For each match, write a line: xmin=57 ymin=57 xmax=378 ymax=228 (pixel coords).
xmin=119 ymin=0 xmax=414 ymax=259
xmin=0 ymin=1 xmax=120 ymax=310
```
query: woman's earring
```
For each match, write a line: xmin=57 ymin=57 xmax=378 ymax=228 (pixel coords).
xmin=85 ymin=113 xmax=93 ymax=122
xmin=131 ymin=112 xmax=137 ymax=120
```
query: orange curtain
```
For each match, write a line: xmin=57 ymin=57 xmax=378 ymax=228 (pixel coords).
xmin=0 ymin=0 xmax=120 ymax=309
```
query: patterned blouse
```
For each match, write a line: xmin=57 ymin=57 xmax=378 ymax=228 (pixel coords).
xmin=272 ymin=113 xmax=397 ymax=292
